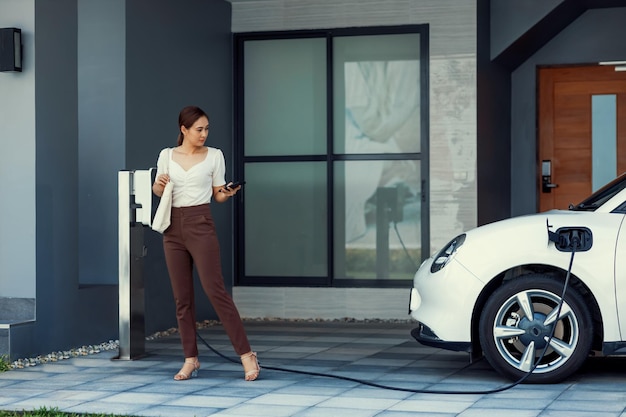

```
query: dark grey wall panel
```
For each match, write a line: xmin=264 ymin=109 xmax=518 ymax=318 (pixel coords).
xmin=492 ymin=0 xmax=626 ymax=69
xmin=78 ymin=0 xmax=126 ymax=286
xmin=490 ymin=0 xmax=563 ymax=59
xmin=477 ymin=0 xmax=511 ymax=225
xmin=125 ymin=0 xmax=233 ymax=333
xmin=34 ymin=0 xmax=118 ymax=357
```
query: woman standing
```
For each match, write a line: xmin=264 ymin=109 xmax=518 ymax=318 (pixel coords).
xmin=152 ymin=105 xmax=259 ymax=381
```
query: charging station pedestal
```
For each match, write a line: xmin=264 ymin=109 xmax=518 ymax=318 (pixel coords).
xmin=116 ymin=169 xmax=155 ymax=360
xmin=376 ymin=185 xmax=406 ymax=279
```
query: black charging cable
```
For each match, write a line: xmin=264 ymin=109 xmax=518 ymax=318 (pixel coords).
xmin=196 ymin=233 xmax=578 ymax=395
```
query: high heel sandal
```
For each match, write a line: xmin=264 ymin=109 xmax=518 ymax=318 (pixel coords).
xmin=240 ymin=351 xmax=260 ymax=381
xmin=174 ymin=358 xmax=200 ymax=381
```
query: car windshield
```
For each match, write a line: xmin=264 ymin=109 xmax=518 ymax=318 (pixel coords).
xmin=569 ymin=172 xmax=626 ymax=211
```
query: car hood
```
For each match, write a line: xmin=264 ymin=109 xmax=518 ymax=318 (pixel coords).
xmin=449 ymin=209 xmax=622 ymax=284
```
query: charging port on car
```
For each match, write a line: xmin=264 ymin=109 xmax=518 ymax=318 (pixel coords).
xmin=548 ymin=226 xmax=593 ymax=252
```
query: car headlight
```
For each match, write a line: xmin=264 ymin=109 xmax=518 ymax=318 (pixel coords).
xmin=430 ymin=233 xmax=466 ymax=273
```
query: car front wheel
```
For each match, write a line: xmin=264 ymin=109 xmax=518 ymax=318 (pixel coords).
xmin=479 ymin=274 xmax=593 ymax=384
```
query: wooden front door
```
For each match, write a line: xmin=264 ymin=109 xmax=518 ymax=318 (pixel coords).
xmin=538 ymin=65 xmax=626 ymax=212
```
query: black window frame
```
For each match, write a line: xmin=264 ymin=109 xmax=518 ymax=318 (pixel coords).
xmin=233 ymin=24 xmax=430 ymax=288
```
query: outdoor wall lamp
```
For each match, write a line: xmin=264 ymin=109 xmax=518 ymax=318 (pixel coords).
xmin=0 ymin=28 xmax=23 ymax=72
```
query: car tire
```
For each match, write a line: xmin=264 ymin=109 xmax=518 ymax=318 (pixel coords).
xmin=479 ymin=274 xmax=593 ymax=384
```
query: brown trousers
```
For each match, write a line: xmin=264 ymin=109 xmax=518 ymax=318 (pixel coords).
xmin=163 ymin=204 xmax=251 ymax=357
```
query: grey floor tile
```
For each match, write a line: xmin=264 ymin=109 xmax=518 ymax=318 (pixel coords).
xmin=315 ymin=396 xmax=401 ymax=410
xmin=294 ymin=407 xmax=379 ymax=417
xmin=3 ymin=398 xmax=86 ymax=412
xmin=388 ymin=398 xmax=474 ymax=414
xmin=0 ymin=370 xmax=47 ymax=381
xmin=246 ymin=393 xmax=329 ymax=407
xmin=192 ymin=386 xmax=282 ymax=398
xmin=69 ymin=380 xmax=150 ymax=392
xmin=0 ymin=387 xmax=48 ymax=400
xmin=165 ymin=394 xmax=247 ymax=408
xmin=340 ymin=387 xmax=413 ymax=400
xmin=375 ymin=412 xmax=457 ymax=417
xmin=98 ymin=391 xmax=179 ymax=405
xmin=209 ymin=403 xmax=307 ymax=416
xmin=547 ymin=399 xmax=625 ymax=413
xmin=133 ymin=379 xmax=229 ymax=394
xmin=539 ymin=412 xmax=619 ymax=417
xmin=133 ymin=405 xmax=222 ymax=417
xmin=0 ymin=320 xmax=623 ymax=417
xmin=63 ymin=401 xmax=151 ymax=416
xmin=34 ymin=389 xmax=111 ymax=402
xmin=472 ymin=397 xmax=554 ymax=410
xmin=563 ymin=385 xmax=626 ymax=398
xmin=272 ymin=384 xmax=351 ymax=397
xmin=458 ymin=410 xmax=542 ymax=417
xmin=489 ymin=387 xmax=564 ymax=400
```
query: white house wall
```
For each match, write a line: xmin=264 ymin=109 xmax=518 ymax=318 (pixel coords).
xmin=0 ymin=0 xmax=36 ymax=299
xmin=229 ymin=0 xmax=477 ymax=320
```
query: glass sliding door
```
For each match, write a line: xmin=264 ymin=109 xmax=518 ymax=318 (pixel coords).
xmin=240 ymin=35 xmax=329 ymax=285
xmin=244 ymin=161 xmax=328 ymax=280
xmin=332 ymin=34 xmax=421 ymax=154
xmin=243 ymin=37 xmax=327 ymax=156
xmin=333 ymin=160 xmax=421 ymax=281
xmin=332 ymin=33 xmax=424 ymax=283
xmin=235 ymin=26 xmax=429 ymax=287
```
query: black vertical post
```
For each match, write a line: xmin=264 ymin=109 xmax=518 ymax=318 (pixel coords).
xmin=376 ymin=187 xmax=393 ymax=279
xmin=128 ymin=223 xmax=146 ymax=358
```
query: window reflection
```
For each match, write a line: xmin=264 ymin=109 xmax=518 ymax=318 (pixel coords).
xmin=343 ymin=60 xmax=421 ymax=242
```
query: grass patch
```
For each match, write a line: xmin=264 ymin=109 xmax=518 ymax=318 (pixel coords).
xmin=0 ymin=355 xmax=10 ymax=372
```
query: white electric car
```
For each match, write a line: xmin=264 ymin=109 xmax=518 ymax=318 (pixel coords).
xmin=409 ymin=173 xmax=626 ymax=383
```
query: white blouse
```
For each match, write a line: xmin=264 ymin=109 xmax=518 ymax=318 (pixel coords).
xmin=156 ymin=147 xmax=226 ymax=208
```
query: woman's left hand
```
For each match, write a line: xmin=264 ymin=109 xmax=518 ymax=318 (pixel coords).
xmin=213 ymin=183 xmax=241 ymax=202
xmin=221 ymin=183 xmax=241 ymax=196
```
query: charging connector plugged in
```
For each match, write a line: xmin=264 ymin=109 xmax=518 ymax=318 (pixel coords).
xmin=547 ymin=223 xmax=593 ymax=252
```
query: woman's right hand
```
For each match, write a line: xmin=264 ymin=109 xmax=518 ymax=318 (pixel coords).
xmin=152 ymin=174 xmax=170 ymax=197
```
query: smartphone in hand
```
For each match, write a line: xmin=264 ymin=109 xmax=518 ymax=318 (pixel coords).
xmin=220 ymin=180 xmax=246 ymax=192
xmin=227 ymin=180 xmax=245 ymax=189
